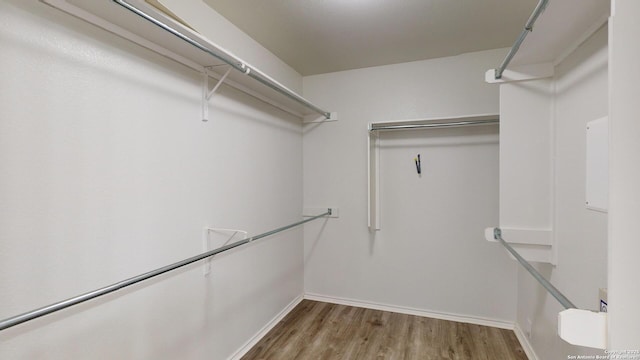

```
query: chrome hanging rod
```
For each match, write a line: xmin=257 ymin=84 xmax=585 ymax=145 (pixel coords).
xmin=0 ymin=210 xmax=331 ymax=332
xmin=112 ymin=0 xmax=331 ymax=119
xmin=494 ymin=0 xmax=550 ymax=79
xmin=370 ymin=119 xmax=498 ymax=132
xmin=492 ymin=228 xmax=576 ymax=309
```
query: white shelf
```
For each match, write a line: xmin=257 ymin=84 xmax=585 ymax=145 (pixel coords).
xmin=509 ymin=0 xmax=610 ymax=68
xmin=41 ymin=0 xmax=333 ymax=120
xmin=486 ymin=0 xmax=609 ymax=83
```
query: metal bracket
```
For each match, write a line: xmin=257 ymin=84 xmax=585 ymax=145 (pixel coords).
xmin=202 ymin=66 xmax=233 ymax=122
xmin=303 ymin=207 xmax=339 ymax=218
xmin=202 ymin=227 xmax=248 ymax=275
xmin=303 ymin=112 xmax=339 ymax=123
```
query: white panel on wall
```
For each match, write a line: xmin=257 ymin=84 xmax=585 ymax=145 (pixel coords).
xmin=585 ymin=117 xmax=609 ymax=212
xmin=499 ymin=80 xmax=553 ymax=229
xmin=498 ymin=79 xmax=555 ymax=264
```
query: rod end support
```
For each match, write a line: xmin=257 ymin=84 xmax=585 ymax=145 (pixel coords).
xmin=494 ymin=68 xmax=502 ymax=80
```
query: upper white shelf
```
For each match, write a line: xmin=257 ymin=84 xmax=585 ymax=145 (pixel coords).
xmin=509 ymin=0 xmax=609 ymax=67
xmin=41 ymin=0 xmax=334 ymax=120
xmin=486 ymin=0 xmax=609 ymax=83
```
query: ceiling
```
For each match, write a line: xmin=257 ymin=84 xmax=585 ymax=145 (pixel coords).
xmin=202 ymin=0 xmax=540 ymax=76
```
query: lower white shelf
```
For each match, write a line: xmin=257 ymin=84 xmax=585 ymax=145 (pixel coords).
xmin=485 ymin=227 xmax=554 ymax=264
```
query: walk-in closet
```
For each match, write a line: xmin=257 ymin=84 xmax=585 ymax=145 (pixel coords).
xmin=1 ymin=0 xmax=639 ymax=359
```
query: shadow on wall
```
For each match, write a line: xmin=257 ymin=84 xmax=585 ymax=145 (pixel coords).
xmin=211 ymin=85 xmax=303 ymax=134
xmin=304 ymin=218 xmax=330 ymax=265
xmin=531 ymin=263 xmax=559 ymax=340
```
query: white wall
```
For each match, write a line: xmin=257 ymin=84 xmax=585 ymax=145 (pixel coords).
xmin=0 ymin=1 xmax=303 ymax=359
xmin=498 ymin=78 xmax=555 ymax=266
xmin=608 ymin=0 xmax=640 ymax=348
xmin=514 ymin=26 xmax=609 ymax=359
xmin=499 ymin=79 xmax=553 ymax=232
xmin=302 ymin=49 xmax=518 ymax=324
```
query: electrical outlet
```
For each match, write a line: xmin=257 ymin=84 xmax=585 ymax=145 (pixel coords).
xmin=599 ymin=288 xmax=608 ymax=312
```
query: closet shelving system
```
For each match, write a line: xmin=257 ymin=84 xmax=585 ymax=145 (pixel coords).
xmin=0 ymin=0 xmax=339 ymax=334
xmin=367 ymin=0 xmax=610 ymax=350
xmin=41 ymin=0 xmax=336 ymax=122
xmin=486 ymin=0 xmax=610 ymax=350
xmin=0 ymin=0 xmax=336 ymax=331
xmin=0 ymin=210 xmax=332 ymax=331
xmin=9 ymin=0 xmax=609 ymax=350
xmin=367 ymin=114 xmax=500 ymax=232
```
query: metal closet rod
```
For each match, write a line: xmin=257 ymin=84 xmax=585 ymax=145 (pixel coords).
xmin=369 ymin=119 xmax=499 ymax=132
xmin=0 ymin=210 xmax=332 ymax=332
xmin=492 ymin=228 xmax=577 ymax=310
xmin=113 ymin=0 xmax=331 ymax=119
xmin=495 ymin=0 xmax=550 ymax=79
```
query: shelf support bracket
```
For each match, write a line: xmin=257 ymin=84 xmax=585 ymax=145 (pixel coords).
xmin=202 ymin=66 xmax=233 ymax=122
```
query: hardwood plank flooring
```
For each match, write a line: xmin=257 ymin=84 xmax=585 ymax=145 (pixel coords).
xmin=242 ymin=300 xmax=527 ymax=360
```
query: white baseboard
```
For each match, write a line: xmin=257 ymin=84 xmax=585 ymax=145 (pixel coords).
xmin=513 ymin=322 xmax=538 ymax=360
xmin=304 ymin=293 xmax=514 ymax=330
xmin=227 ymin=294 xmax=304 ymax=360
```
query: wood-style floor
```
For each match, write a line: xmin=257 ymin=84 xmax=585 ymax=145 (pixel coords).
xmin=242 ymin=300 xmax=527 ymax=360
